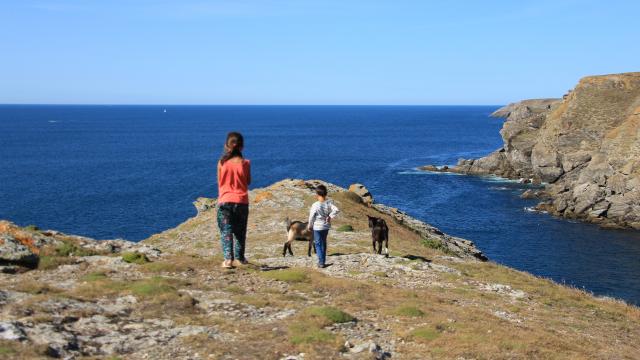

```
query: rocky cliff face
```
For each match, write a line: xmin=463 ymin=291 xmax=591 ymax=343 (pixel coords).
xmin=429 ymin=72 xmax=640 ymax=229
xmin=2 ymin=179 xmax=639 ymax=359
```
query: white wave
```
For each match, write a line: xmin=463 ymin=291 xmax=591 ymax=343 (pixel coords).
xmin=48 ymin=120 xmax=57 ymax=123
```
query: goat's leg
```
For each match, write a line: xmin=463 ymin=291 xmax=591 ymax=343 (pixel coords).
xmin=287 ymin=243 xmax=294 ymax=256
xmin=377 ymin=240 xmax=383 ymax=255
xmin=283 ymin=242 xmax=289 ymax=257
xmin=384 ymin=238 xmax=389 ymax=257
xmin=372 ymin=238 xmax=377 ymax=253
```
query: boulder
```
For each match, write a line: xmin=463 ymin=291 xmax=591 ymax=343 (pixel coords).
xmin=0 ymin=234 xmax=38 ymax=268
xmin=348 ymin=183 xmax=374 ymax=206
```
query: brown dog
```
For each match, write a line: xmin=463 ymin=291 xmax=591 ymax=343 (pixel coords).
xmin=283 ymin=217 xmax=315 ymax=257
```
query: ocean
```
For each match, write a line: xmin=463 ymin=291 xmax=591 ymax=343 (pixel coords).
xmin=1 ymin=105 xmax=640 ymax=304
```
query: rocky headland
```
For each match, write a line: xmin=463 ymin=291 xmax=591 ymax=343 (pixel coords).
xmin=1 ymin=179 xmax=639 ymax=359
xmin=421 ymin=72 xmax=640 ymax=229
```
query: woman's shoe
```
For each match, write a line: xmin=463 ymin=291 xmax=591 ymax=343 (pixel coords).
xmin=221 ymin=260 xmax=234 ymax=269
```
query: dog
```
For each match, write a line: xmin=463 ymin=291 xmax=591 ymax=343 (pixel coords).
xmin=367 ymin=215 xmax=389 ymax=257
xmin=283 ymin=217 xmax=316 ymax=257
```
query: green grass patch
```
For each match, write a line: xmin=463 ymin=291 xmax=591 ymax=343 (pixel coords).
xmin=288 ymin=322 xmax=335 ymax=345
xmin=336 ymin=224 xmax=354 ymax=232
xmin=411 ymin=326 xmax=441 ymax=341
xmin=81 ymin=271 xmax=108 ymax=282
xmin=122 ymin=252 xmax=150 ymax=264
xmin=372 ymin=271 xmax=388 ymax=277
xmin=307 ymin=306 xmax=355 ymax=324
xmin=128 ymin=276 xmax=175 ymax=297
xmin=261 ymin=268 xmax=309 ymax=283
xmin=394 ymin=305 xmax=425 ymax=317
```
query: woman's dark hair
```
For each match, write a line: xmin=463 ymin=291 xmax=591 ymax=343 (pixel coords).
xmin=315 ymin=185 xmax=328 ymax=197
xmin=219 ymin=132 xmax=244 ymax=165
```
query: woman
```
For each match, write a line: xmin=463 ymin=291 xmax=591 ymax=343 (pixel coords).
xmin=216 ymin=132 xmax=251 ymax=268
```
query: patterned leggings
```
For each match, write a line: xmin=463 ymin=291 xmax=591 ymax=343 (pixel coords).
xmin=217 ymin=203 xmax=249 ymax=261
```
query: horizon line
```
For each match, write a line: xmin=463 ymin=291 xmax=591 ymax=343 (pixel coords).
xmin=0 ymin=103 xmax=505 ymax=107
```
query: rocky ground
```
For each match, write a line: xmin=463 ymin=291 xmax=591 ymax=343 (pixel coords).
xmin=1 ymin=179 xmax=639 ymax=359
xmin=421 ymin=72 xmax=640 ymax=230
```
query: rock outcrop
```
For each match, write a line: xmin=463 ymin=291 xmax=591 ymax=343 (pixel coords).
xmin=424 ymin=72 xmax=640 ymax=229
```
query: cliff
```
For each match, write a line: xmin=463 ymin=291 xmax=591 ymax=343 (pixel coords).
xmin=1 ymin=179 xmax=639 ymax=359
xmin=424 ymin=72 xmax=640 ymax=229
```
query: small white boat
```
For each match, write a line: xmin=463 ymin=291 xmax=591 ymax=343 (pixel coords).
xmin=163 ymin=109 xmax=167 ymax=113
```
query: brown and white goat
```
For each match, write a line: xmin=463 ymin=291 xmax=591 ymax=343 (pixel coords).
xmin=283 ymin=217 xmax=315 ymax=257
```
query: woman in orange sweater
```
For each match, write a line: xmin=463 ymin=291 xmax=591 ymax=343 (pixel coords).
xmin=217 ymin=132 xmax=251 ymax=268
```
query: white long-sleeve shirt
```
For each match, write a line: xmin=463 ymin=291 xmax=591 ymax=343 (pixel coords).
xmin=308 ymin=200 xmax=340 ymax=231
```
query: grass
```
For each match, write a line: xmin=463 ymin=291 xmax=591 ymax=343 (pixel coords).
xmin=128 ymin=276 xmax=175 ymax=297
xmin=14 ymin=280 xmax=62 ymax=294
xmin=37 ymin=255 xmax=75 ymax=270
xmin=224 ymin=285 xmax=246 ymax=294
xmin=411 ymin=326 xmax=441 ymax=342
xmin=394 ymin=305 xmax=425 ymax=317
xmin=261 ymin=268 xmax=309 ymax=283
xmin=288 ymin=322 xmax=335 ymax=345
xmin=336 ymin=224 xmax=354 ymax=232
xmin=122 ymin=252 xmax=150 ymax=264
xmin=0 ymin=345 xmax=16 ymax=356
xmin=54 ymin=241 xmax=95 ymax=257
xmin=24 ymin=224 xmax=39 ymax=231
xmin=81 ymin=271 xmax=108 ymax=282
xmin=421 ymin=237 xmax=456 ymax=256
xmin=307 ymin=306 xmax=355 ymax=324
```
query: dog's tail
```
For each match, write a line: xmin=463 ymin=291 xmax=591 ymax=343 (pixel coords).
xmin=285 ymin=217 xmax=292 ymax=232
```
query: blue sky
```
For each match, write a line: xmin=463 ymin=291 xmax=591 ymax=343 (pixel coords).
xmin=1 ymin=0 xmax=639 ymax=105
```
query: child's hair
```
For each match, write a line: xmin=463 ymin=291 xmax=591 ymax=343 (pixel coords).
xmin=315 ymin=185 xmax=328 ymax=197
xmin=219 ymin=132 xmax=244 ymax=165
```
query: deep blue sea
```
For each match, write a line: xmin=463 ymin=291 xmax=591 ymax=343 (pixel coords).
xmin=2 ymin=105 xmax=640 ymax=304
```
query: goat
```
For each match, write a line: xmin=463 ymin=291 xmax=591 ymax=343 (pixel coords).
xmin=283 ymin=217 xmax=315 ymax=257
xmin=367 ymin=215 xmax=389 ymax=257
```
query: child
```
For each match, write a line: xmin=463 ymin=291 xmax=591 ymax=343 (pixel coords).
xmin=217 ymin=132 xmax=251 ymax=268
xmin=307 ymin=185 xmax=340 ymax=268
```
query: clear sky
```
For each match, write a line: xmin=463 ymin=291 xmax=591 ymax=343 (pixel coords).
xmin=2 ymin=0 xmax=639 ymax=105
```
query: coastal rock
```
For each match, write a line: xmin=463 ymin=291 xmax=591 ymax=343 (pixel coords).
xmin=194 ymin=197 xmax=217 ymax=214
xmin=0 ymin=234 xmax=38 ymax=268
xmin=425 ymin=72 xmax=640 ymax=229
xmin=349 ymin=183 xmax=374 ymax=206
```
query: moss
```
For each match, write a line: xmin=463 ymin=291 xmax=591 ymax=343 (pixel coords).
xmin=336 ymin=224 xmax=354 ymax=232
xmin=122 ymin=252 xmax=150 ymax=265
xmin=261 ymin=268 xmax=309 ymax=283
xmin=372 ymin=271 xmax=388 ymax=278
xmin=395 ymin=306 xmax=425 ymax=317
xmin=307 ymin=306 xmax=355 ymax=324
